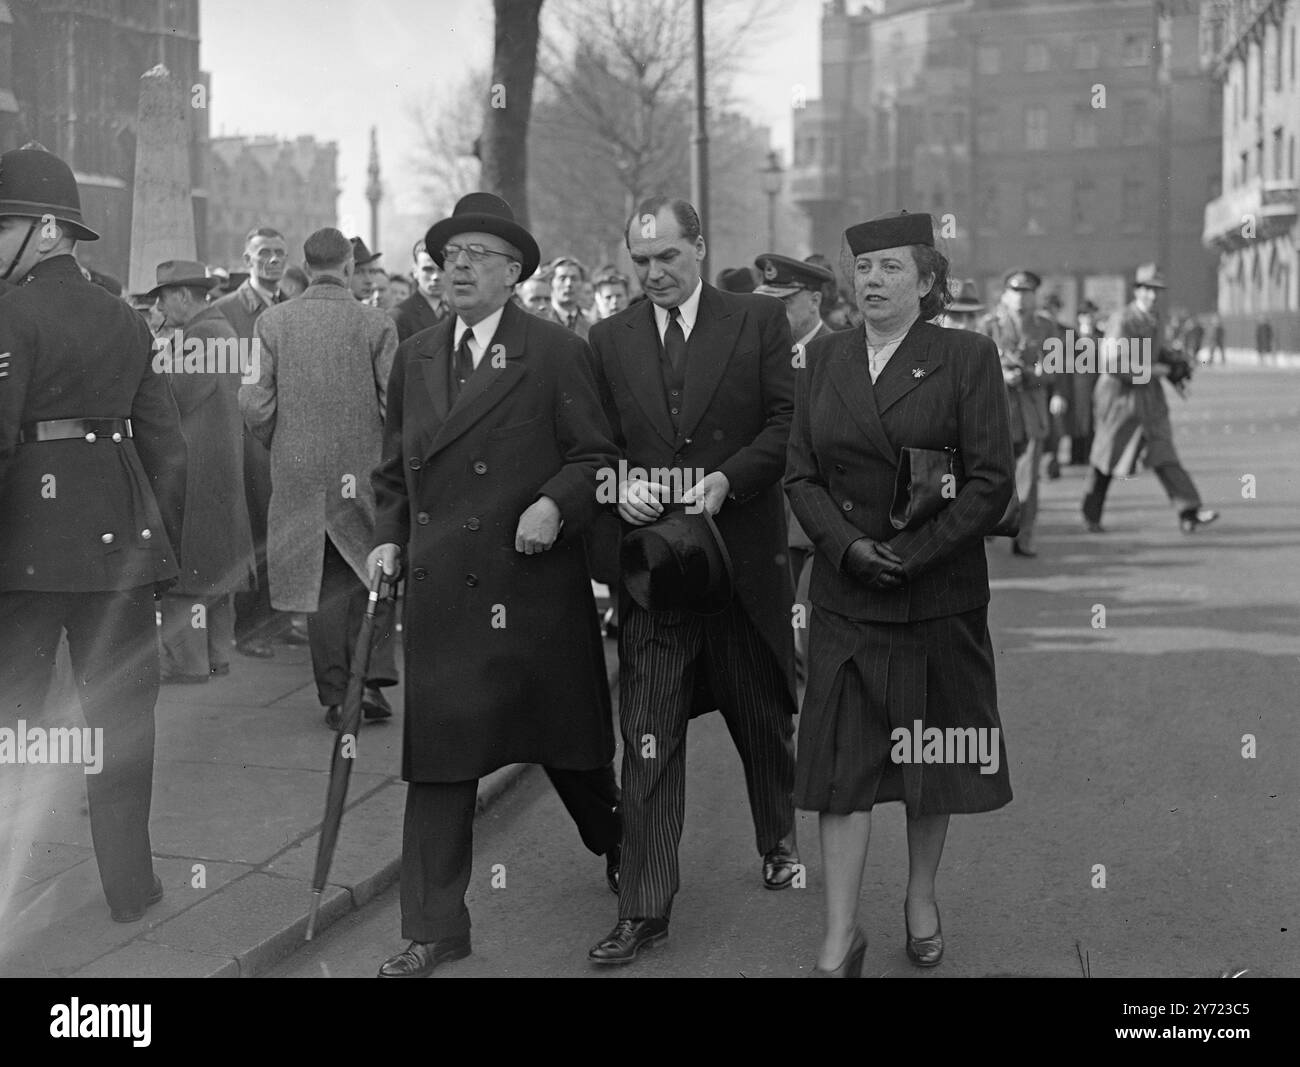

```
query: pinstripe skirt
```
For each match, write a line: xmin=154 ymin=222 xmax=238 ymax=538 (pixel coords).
xmin=794 ymin=604 xmax=1012 ymax=816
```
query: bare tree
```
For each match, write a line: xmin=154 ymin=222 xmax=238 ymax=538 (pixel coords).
xmin=481 ymin=0 xmax=546 ymax=227
xmin=405 ymin=68 xmax=490 ymax=215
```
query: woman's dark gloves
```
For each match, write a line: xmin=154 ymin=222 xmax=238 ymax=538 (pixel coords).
xmin=843 ymin=537 xmax=905 ymax=589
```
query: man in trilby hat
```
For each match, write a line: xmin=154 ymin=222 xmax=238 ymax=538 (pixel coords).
xmin=1082 ymin=263 xmax=1218 ymax=534
xmin=367 ymin=193 xmax=623 ymax=977
xmin=0 ymin=145 xmax=187 ymax=923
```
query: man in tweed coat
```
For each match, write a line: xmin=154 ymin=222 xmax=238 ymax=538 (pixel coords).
xmin=239 ymin=228 xmax=399 ymax=726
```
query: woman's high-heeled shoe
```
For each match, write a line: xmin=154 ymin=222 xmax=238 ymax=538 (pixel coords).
xmin=808 ymin=927 xmax=867 ymax=978
xmin=904 ymin=902 xmax=944 ymax=967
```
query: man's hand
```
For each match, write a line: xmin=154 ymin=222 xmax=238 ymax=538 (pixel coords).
xmin=681 ymin=471 xmax=730 ymax=517
xmin=617 ymin=479 xmax=671 ymax=525
xmin=1049 ymin=394 xmax=1069 ymax=417
xmin=516 ymin=495 xmax=562 ymax=555
xmin=843 ymin=537 xmax=905 ymax=589
xmin=367 ymin=543 xmax=401 ymax=584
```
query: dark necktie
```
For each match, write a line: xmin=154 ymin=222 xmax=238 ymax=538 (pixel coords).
xmin=452 ymin=330 xmax=474 ymax=401
xmin=664 ymin=306 xmax=686 ymax=374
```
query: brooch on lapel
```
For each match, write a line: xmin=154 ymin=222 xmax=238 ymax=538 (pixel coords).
xmin=912 ymin=368 xmax=926 ymax=378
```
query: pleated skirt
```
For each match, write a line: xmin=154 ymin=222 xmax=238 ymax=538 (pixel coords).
xmin=794 ymin=604 xmax=1013 ymax=816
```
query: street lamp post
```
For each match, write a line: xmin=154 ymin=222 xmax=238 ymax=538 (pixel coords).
xmin=760 ymin=149 xmax=784 ymax=251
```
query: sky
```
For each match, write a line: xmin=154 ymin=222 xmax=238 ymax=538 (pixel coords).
xmin=199 ymin=0 xmax=822 ymax=241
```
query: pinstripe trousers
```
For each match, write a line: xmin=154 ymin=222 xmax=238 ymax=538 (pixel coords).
xmin=616 ymin=596 xmax=797 ymax=920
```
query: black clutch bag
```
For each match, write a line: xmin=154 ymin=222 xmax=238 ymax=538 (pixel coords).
xmin=889 ymin=446 xmax=1019 ymax=538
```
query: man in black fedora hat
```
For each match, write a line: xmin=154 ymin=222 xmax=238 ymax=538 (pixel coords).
xmin=0 ymin=144 xmax=187 ymax=923
xmin=349 ymin=236 xmax=384 ymax=305
xmin=367 ymin=193 xmax=623 ymax=977
xmin=585 ymin=195 xmax=801 ymax=967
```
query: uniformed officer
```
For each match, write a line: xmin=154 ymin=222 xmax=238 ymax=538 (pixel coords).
xmin=0 ymin=145 xmax=186 ymax=923
xmin=754 ymin=253 xmax=836 ymax=676
xmin=977 ymin=269 xmax=1063 ymax=558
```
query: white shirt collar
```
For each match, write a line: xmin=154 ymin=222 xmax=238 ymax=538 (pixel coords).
xmin=248 ymin=277 xmax=278 ymax=307
xmin=653 ymin=277 xmax=704 ymax=342
xmin=453 ymin=305 xmax=507 ymax=369
xmin=796 ymin=321 xmax=823 ymax=349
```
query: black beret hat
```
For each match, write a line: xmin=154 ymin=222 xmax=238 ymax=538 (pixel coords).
xmin=844 ymin=211 xmax=933 ymax=256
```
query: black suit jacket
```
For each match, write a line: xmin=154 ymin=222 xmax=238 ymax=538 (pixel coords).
xmin=785 ymin=319 xmax=1014 ymax=623
xmin=587 ymin=282 xmax=797 ymax=690
xmin=390 ymin=291 xmax=449 ymax=343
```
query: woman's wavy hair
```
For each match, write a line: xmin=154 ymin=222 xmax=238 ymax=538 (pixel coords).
xmin=839 ymin=238 xmax=951 ymax=321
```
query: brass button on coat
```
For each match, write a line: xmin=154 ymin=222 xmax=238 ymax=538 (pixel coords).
xmin=417 ymin=512 xmax=430 ymax=525
xmin=473 ymin=460 xmax=488 ymax=475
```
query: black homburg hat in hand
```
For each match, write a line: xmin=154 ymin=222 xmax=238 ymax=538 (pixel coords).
xmin=621 ymin=505 xmax=734 ymax=616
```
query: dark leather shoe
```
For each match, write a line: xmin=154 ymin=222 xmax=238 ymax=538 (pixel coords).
xmin=1180 ymin=508 xmax=1220 ymax=534
xmin=605 ymin=843 xmax=620 ymax=895
xmin=377 ymin=936 xmax=470 ymax=978
xmin=235 ymin=637 xmax=274 ymax=659
xmin=1045 ymin=456 xmax=1061 ymax=480
xmin=324 ymin=705 xmax=342 ymax=730
xmin=1083 ymin=519 xmax=1106 ymax=534
xmin=111 ymin=874 xmax=164 ymax=923
xmin=809 ymin=927 xmax=866 ymax=978
xmin=362 ymin=687 xmax=393 ymax=721
xmin=904 ymin=902 xmax=944 ymax=967
xmin=588 ymin=918 xmax=668 ymax=965
xmin=762 ymin=841 xmax=799 ymax=890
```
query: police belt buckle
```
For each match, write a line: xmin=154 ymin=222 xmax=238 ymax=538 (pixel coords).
xmin=18 ymin=417 xmax=134 ymax=444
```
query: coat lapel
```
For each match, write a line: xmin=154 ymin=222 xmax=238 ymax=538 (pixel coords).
xmin=870 ymin=320 xmax=938 ymax=416
xmin=427 ymin=301 xmax=528 ymax=459
xmin=616 ymin=299 xmax=676 ymax=447
xmin=414 ymin=319 xmax=454 ymax=436
xmin=827 ymin=329 xmax=898 ymax=466
xmin=678 ymin=284 xmax=740 ymax=441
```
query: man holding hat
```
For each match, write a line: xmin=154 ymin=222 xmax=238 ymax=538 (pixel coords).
xmin=1082 ymin=264 xmax=1218 ymax=534
xmin=754 ymin=252 xmax=837 ymax=676
xmin=977 ymin=269 xmax=1065 ymax=557
xmin=148 ymin=261 xmax=256 ymax=683
xmin=0 ymin=144 xmax=187 ymax=923
xmin=367 ymin=194 xmax=623 ymax=977
xmin=585 ymin=196 xmax=802 ymax=967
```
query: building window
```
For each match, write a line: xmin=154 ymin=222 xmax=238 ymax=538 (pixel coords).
xmin=1275 ymin=24 xmax=1285 ymax=91
xmin=1122 ymin=33 xmax=1149 ymax=66
xmin=1025 ymin=105 xmax=1048 ymax=150
xmin=1073 ymin=105 xmax=1098 ymax=148
xmin=1239 ymin=151 xmax=1248 ymax=188
xmin=1274 ymin=127 xmax=1285 ymax=180
xmin=1121 ymin=99 xmax=1147 ymax=144
xmin=1025 ymin=184 xmax=1047 ymax=235
xmin=978 ymin=44 xmax=1000 ymax=75
xmin=976 ymin=106 xmax=1000 ymax=152
xmin=977 ymin=183 xmax=1000 ymax=232
xmin=1121 ymin=178 xmax=1145 ymax=229
xmin=1289 ymin=135 xmax=1295 ymax=180
xmin=1025 ymin=41 xmax=1049 ymax=72
xmin=1074 ymin=38 xmax=1099 ymax=70
xmin=1072 ymin=179 xmax=1097 ymax=233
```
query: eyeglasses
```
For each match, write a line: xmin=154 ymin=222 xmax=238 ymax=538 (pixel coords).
xmin=442 ymin=243 xmax=518 ymax=265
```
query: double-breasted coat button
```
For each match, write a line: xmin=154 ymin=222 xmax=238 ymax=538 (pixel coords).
xmin=409 ymin=457 xmax=422 ymax=470
xmin=100 ymin=532 xmax=114 ymax=544
xmin=417 ymin=512 xmax=430 ymax=525
xmin=140 ymin=529 xmax=151 ymax=539
xmin=465 ymin=574 xmax=479 ymax=587
xmin=84 ymin=432 xmax=96 ymax=443
xmin=473 ymin=460 xmax=488 ymax=475
xmin=842 ymin=500 xmax=854 ymax=512
xmin=412 ymin=567 xmax=428 ymax=580
xmin=112 ymin=432 xmax=122 ymax=443
xmin=465 ymin=517 xmax=481 ymax=531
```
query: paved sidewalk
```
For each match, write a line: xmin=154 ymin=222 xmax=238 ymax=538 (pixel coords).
xmin=0 ymin=631 xmax=617 ymax=978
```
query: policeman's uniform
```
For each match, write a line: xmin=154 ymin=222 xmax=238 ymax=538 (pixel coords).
xmin=0 ymin=147 xmax=186 ymax=920
xmin=977 ymin=269 xmax=1059 ymax=556
xmin=753 ymin=252 xmax=836 ymax=676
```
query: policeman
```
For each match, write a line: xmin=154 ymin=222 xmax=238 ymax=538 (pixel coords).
xmin=753 ymin=252 xmax=836 ymax=676
xmin=977 ymin=269 xmax=1063 ymax=558
xmin=0 ymin=145 xmax=186 ymax=923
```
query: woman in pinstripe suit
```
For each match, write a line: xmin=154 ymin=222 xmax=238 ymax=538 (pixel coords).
xmin=785 ymin=213 xmax=1016 ymax=977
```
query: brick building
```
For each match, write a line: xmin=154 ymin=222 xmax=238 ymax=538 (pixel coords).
xmin=791 ymin=0 xmax=1222 ymax=322
xmin=0 ymin=0 xmax=208 ymax=280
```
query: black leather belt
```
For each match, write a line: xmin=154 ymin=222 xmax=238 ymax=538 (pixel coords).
xmin=18 ymin=418 xmax=134 ymax=443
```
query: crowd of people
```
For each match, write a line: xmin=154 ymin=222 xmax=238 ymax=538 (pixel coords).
xmin=1 ymin=141 xmax=1218 ymax=975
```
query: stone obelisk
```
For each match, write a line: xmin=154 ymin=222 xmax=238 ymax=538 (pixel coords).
xmin=127 ymin=65 xmax=197 ymax=297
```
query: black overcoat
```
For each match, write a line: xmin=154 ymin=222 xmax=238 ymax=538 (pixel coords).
xmin=371 ymin=300 xmax=619 ymax=782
